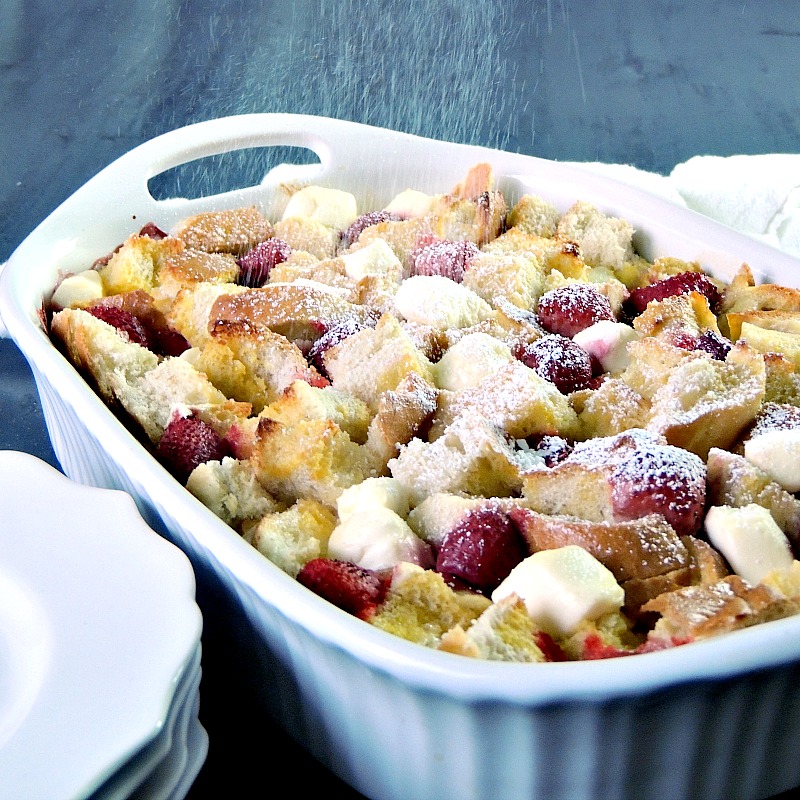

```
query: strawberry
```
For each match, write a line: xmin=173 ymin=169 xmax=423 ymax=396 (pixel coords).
xmin=514 ymin=334 xmax=594 ymax=393
xmin=306 ymin=317 xmax=371 ymax=375
xmin=626 ymin=271 xmax=722 ymax=315
xmin=411 ymin=239 xmax=480 ymax=283
xmin=237 ymin=237 xmax=291 ymax=288
xmin=341 ymin=211 xmax=401 ymax=248
xmin=534 ymin=631 xmax=569 ymax=662
xmin=296 ymin=558 xmax=389 ymax=620
xmin=692 ymin=329 xmax=732 ymax=361
xmin=86 ymin=305 xmax=152 ymax=348
xmin=537 ymin=283 xmax=615 ymax=337
xmin=155 ymin=411 xmax=231 ymax=482
xmin=435 ymin=506 xmax=528 ymax=594
xmin=138 ymin=222 xmax=168 ymax=239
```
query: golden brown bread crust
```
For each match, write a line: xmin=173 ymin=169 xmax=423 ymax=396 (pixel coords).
xmin=510 ymin=507 xmax=690 ymax=584
xmin=172 ymin=206 xmax=273 ymax=255
xmin=50 ymin=307 xmax=159 ymax=405
xmin=209 ymin=283 xmax=374 ymax=344
xmin=642 ymin=576 xmax=800 ymax=640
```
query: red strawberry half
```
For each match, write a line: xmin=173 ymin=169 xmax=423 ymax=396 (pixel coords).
xmin=156 ymin=411 xmax=230 ymax=482
xmin=296 ymin=558 xmax=389 ymax=620
xmin=87 ymin=305 xmax=153 ymax=348
xmin=626 ymin=271 xmax=722 ymax=315
xmin=237 ymin=237 xmax=292 ymax=288
xmin=435 ymin=506 xmax=528 ymax=594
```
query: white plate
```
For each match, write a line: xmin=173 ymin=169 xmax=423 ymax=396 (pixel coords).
xmin=128 ymin=647 xmax=203 ymax=800
xmin=0 ymin=451 xmax=202 ymax=800
xmin=90 ymin=644 xmax=202 ymax=800
xmin=168 ymin=699 xmax=209 ymax=800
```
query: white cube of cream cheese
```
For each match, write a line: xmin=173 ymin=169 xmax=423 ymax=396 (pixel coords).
xmin=282 ymin=185 xmax=358 ymax=230
xmin=743 ymin=428 xmax=800 ymax=493
xmin=394 ymin=275 xmax=494 ymax=329
xmin=384 ymin=188 xmax=436 ymax=218
xmin=572 ymin=320 xmax=639 ymax=374
xmin=704 ymin=504 xmax=794 ymax=585
xmin=327 ymin=506 xmax=431 ymax=571
xmin=491 ymin=546 xmax=624 ymax=637
xmin=51 ymin=270 xmax=105 ymax=309
xmin=434 ymin=332 xmax=513 ymax=391
xmin=340 ymin=239 xmax=403 ymax=281
xmin=336 ymin=477 xmax=411 ymax=522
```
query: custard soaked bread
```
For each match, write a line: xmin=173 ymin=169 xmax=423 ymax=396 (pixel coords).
xmin=49 ymin=163 xmax=800 ymax=663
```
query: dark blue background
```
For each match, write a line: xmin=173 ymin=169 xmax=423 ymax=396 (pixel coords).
xmin=2 ymin=2 xmax=799 ymax=797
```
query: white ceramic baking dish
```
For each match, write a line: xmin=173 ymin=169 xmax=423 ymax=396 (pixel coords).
xmin=3 ymin=114 xmax=800 ymax=800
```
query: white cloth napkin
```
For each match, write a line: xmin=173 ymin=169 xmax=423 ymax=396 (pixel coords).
xmin=569 ymin=154 xmax=800 ymax=258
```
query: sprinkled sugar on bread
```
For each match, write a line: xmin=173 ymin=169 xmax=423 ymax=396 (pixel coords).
xmin=49 ymin=162 xmax=800 ymax=663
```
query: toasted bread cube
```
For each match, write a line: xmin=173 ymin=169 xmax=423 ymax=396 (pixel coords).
xmin=186 ymin=456 xmax=280 ymax=529
xmin=646 ymin=342 xmax=765 ymax=458
xmin=369 ymin=564 xmax=490 ymax=648
xmin=172 ymin=206 xmax=272 ymax=255
xmin=576 ymin=377 xmax=650 ymax=439
xmin=251 ymin=417 xmax=372 ymax=507
xmin=117 ymin=356 xmax=232 ymax=443
xmin=633 ymin=291 xmax=721 ymax=343
xmin=209 ymin=282 xmax=373 ymax=345
xmin=556 ymin=200 xmax=635 ymax=271
xmin=506 ymin=193 xmax=560 ymax=238
xmin=99 ymin=233 xmax=184 ymax=294
xmin=263 ymin=379 xmax=372 ymax=445
xmin=429 ymin=359 xmax=579 ymax=442
xmin=511 ymin=507 xmax=690 ymax=584
xmin=364 ymin=372 xmax=438 ymax=470
xmin=244 ymin=498 xmax=337 ymax=577
xmin=272 ymin=216 xmax=340 ymax=259
xmin=739 ymin=322 xmax=800 ymax=368
xmin=763 ymin=352 xmax=800 ymax=405
xmin=388 ymin=409 xmax=524 ymax=506
xmin=50 ymin=307 xmax=159 ymax=404
xmin=192 ymin=324 xmax=324 ymax=414
xmin=324 ymin=313 xmax=435 ymax=412
xmin=643 ymin=575 xmax=800 ymax=641
xmin=162 ymin=282 xmax=246 ymax=347
xmin=484 ymin=228 xmax=588 ymax=280
xmin=461 ymin=251 xmax=545 ymax=311
xmin=439 ymin=595 xmax=550 ymax=662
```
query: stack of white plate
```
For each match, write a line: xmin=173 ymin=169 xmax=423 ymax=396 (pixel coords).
xmin=0 ymin=451 xmax=207 ymax=800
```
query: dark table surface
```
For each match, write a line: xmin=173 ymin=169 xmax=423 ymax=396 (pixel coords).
xmin=2 ymin=1 xmax=800 ymax=797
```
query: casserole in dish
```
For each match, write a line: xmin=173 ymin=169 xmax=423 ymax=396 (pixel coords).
xmin=3 ymin=114 xmax=800 ymax=800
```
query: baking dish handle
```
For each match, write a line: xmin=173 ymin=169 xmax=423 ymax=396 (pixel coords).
xmin=63 ymin=113 xmax=505 ymax=227
xmin=86 ymin=114 xmax=428 ymax=210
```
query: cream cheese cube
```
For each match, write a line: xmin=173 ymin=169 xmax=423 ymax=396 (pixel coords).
xmin=572 ymin=320 xmax=639 ymax=374
xmin=743 ymin=429 xmax=800 ymax=493
xmin=51 ymin=270 xmax=104 ymax=309
xmin=282 ymin=185 xmax=358 ymax=230
xmin=434 ymin=332 xmax=513 ymax=391
xmin=384 ymin=188 xmax=436 ymax=218
xmin=704 ymin=504 xmax=794 ymax=585
xmin=327 ymin=506 xmax=431 ymax=571
xmin=491 ymin=546 xmax=624 ymax=637
xmin=393 ymin=275 xmax=494 ymax=329
xmin=336 ymin=477 xmax=411 ymax=522
xmin=340 ymin=239 xmax=403 ymax=281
